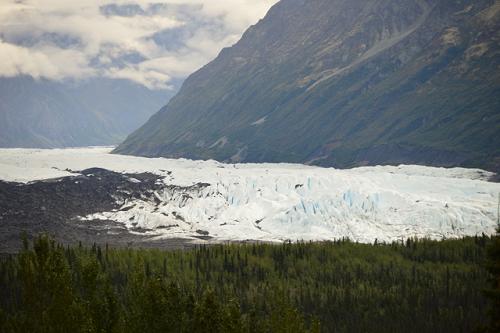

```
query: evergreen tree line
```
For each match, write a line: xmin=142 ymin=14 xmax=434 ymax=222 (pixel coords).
xmin=0 ymin=234 xmax=497 ymax=333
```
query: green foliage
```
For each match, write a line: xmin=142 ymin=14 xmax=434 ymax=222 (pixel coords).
xmin=14 ymin=236 xmax=89 ymax=332
xmin=0 ymin=235 xmax=493 ymax=333
xmin=483 ymin=224 xmax=500 ymax=332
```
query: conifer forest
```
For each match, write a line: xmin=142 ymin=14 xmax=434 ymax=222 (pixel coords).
xmin=0 ymin=234 xmax=499 ymax=333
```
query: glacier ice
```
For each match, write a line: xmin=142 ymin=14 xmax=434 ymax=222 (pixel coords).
xmin=0 ymin=147 xmax=498 ymax=243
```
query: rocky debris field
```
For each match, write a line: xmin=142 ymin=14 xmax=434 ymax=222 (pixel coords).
xmin=0 ymin=168 xmax=198 ymax=253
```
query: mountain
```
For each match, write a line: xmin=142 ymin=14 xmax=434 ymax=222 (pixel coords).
xmin=0 ymin=76 xmax=175 ymax=148
xmin=115 ymin=0 xmax=500 ymax=172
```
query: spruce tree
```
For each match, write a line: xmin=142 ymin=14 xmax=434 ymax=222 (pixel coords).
xmin=484 ymin=219 xmax=500 ymax=332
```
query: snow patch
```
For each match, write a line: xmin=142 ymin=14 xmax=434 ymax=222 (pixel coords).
xmin=251 ymin=116 xmax=267 ymax=126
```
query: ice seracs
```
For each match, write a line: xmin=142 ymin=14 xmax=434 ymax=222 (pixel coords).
xmin=0 ymin=147 xmax=498 ymax=243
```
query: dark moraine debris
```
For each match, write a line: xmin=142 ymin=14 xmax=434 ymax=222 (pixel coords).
xmin=194 ymin=229 xmax=212 ymax=241
xmin=120 ymin=205 xmax=136 ymax=212
xmin=0 ymin=168 xmax=193 ymax=253
xmin=196 ymin=229 xmax=210 ymax=236
xmin=172 ymin=211 xmax=186 ymax=222
xmin=157 ymin=224 xmax=179 ymax=230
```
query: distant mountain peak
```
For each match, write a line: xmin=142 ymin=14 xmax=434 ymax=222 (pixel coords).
xmin=0 ymin=77 xmax=174 ymax=148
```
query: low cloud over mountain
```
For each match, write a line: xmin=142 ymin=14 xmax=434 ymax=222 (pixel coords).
xmin=0 ymin=0 xmax=277 ymax=90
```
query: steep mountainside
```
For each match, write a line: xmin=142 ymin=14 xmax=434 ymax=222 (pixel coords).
xmin=0 ymin=77 xmax=174 ymax=148
xmin=115 ymin=0 xmax=500 ymax=172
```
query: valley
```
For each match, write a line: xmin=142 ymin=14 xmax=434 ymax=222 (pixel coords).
xmin=1 ymin=147 xmax=498 ymax=252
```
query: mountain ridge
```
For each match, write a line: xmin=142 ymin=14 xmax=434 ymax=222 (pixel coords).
xmin=0 ymin=76 xmax=175 ymax=148
xmin=115 ymin=0 xmax=500 ymax=172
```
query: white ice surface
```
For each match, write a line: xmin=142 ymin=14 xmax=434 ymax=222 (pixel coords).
xmin=0 ymin=147 xmax=498 ymax=243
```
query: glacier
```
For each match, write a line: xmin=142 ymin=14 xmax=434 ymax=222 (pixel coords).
xmin=0 ymin=147 xmax=498 ymax=243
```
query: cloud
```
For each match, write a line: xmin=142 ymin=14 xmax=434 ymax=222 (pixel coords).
xmin=0 ymin=40 xmax=96 ymax=80
xmin=0 ymin=0 xmax=278 ymax=90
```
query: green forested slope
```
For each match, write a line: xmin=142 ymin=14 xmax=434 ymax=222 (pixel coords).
xmin=0 ymin=236 xmax=494 ymax=332
xmin=116 ymin=0 xmax=500 ymax=172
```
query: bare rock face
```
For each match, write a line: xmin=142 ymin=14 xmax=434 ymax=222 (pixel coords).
xmin=115 ymin=0 xmax=500 ymax=172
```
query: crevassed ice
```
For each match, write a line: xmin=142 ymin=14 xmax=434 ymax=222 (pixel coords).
xmin=0 ymin=147 xmax=498 ymax=243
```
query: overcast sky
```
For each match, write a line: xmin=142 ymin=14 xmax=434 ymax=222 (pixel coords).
xmin=0 ymin=0 xmax=278 ymax=90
